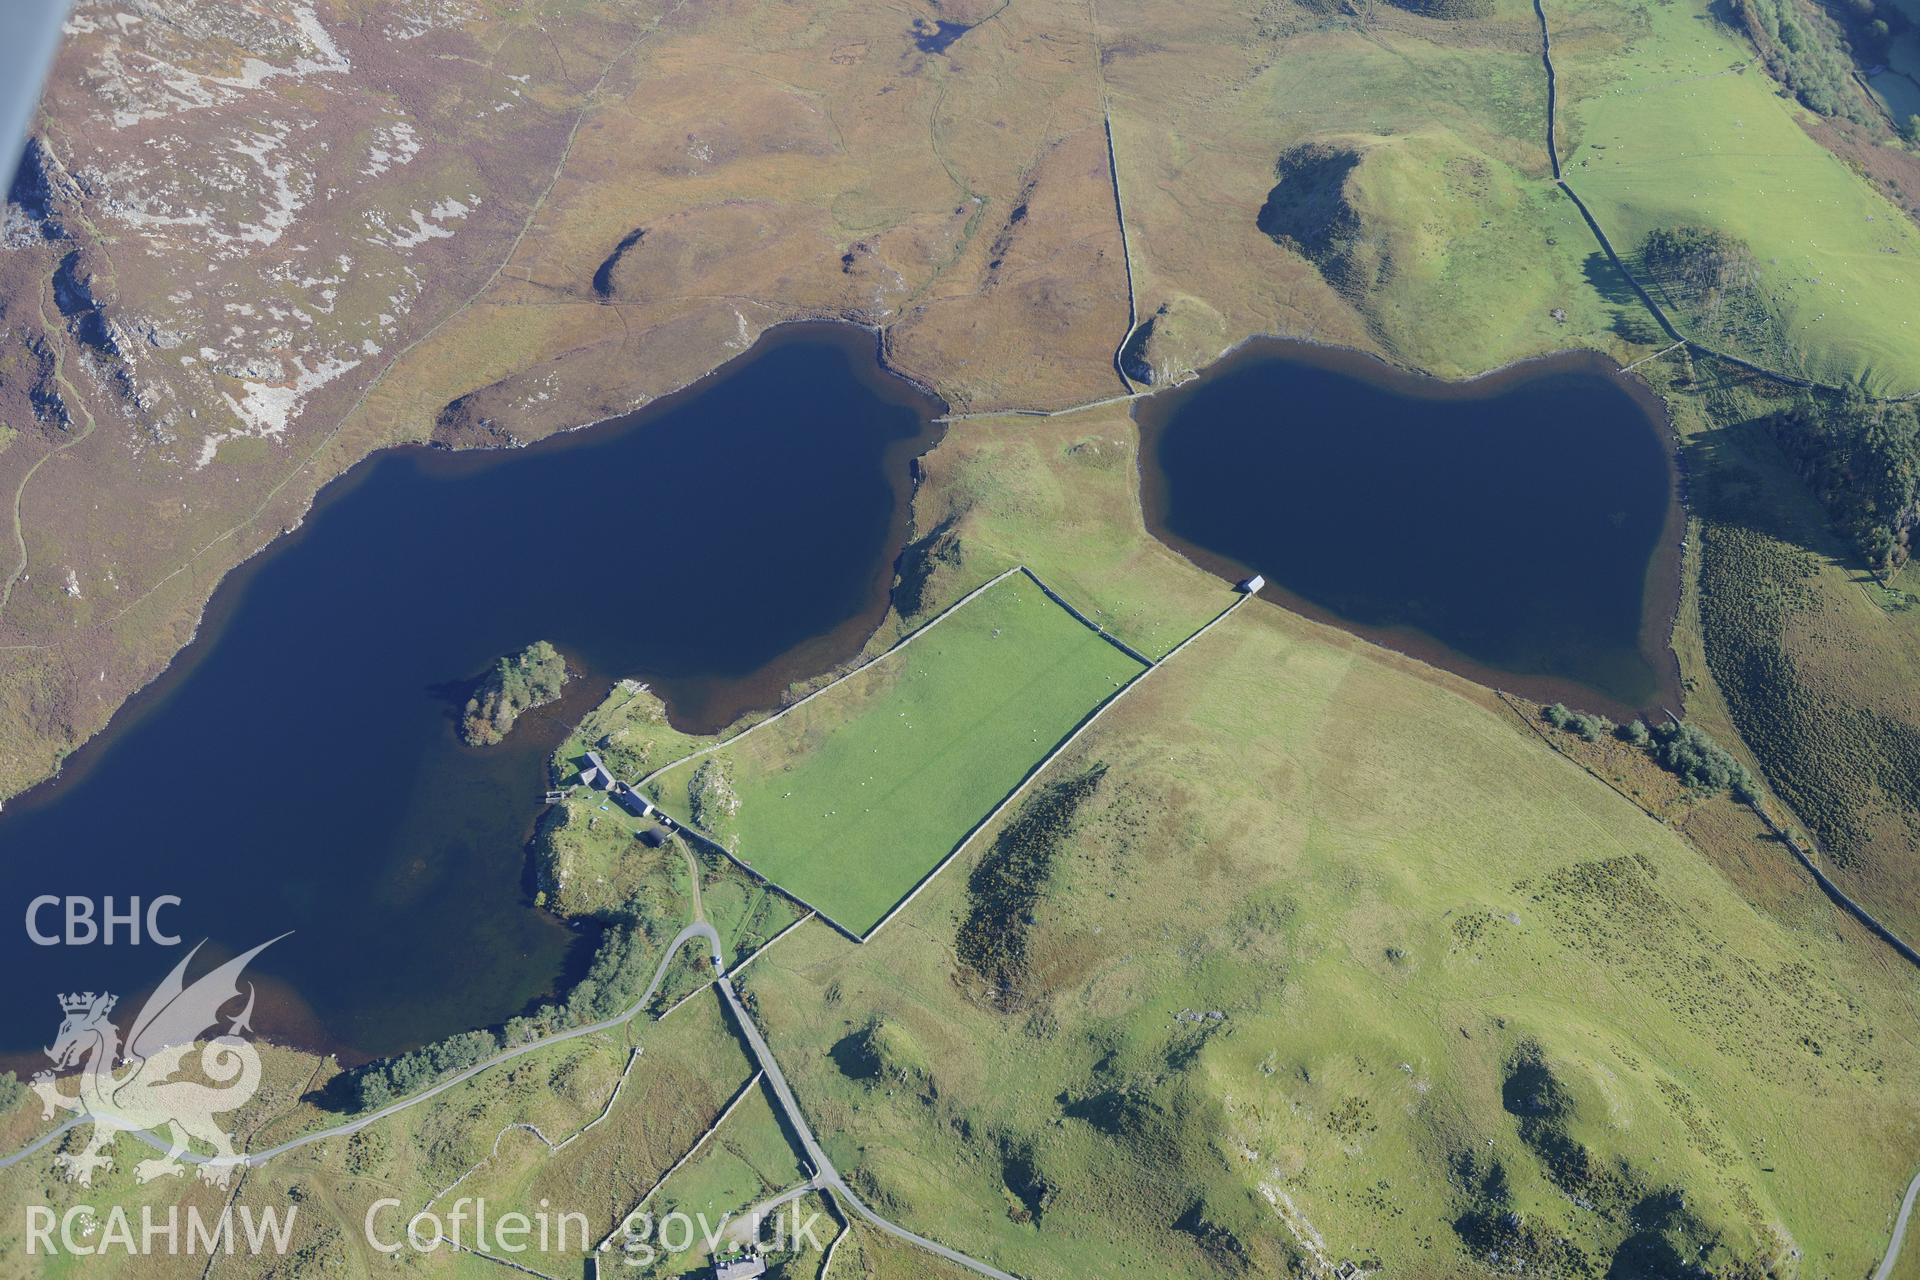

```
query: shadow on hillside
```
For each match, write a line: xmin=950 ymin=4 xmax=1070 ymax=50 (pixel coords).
xmin=1578 ymin=250 xmax=1668 ymax=348
xmin=1683 ymin=406 xmax=1860 ymax=569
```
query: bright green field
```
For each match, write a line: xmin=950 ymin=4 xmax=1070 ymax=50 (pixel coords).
xmin=648 ymin=572 xmax=1147 ymax=934
xmin=1556 ymin=0 xmax=1920 ymax=394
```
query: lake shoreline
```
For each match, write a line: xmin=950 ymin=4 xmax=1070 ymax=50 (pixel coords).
xmin=0 ymin=321 xmax=947 ymax=1067
xmin=1135 ymin=337 xmax=1686 ymax=723
xmin=0 ymin=317 xmax=949 ymax=812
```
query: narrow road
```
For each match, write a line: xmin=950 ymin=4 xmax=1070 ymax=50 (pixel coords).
xmin=715 ymin=975 xmax=1023 ymax=1280
xmin=1876 ymin=1168 xmax=1920 ymax=1280
xmin=0 ymin=283 xmax=104 ymax=623
xmin=241 ymin=922 xmax=723 ymax=1167
xmin=682 ymin=845 xmax=708 ymax=923
xmin=736 ymin=1176 xmax=825 ymax=1239
xmin=7 ymin=917 xmax=1019 ymax=1280
xmin=0 ymin=923 xmax=724 ymax=1173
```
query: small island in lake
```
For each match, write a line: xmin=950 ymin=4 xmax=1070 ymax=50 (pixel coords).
xmin=460 ymin=641 xmax=569 ymax=746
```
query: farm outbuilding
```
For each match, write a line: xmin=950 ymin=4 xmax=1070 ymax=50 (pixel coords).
xmin=616 ymin=783 xmax=652 ymax=818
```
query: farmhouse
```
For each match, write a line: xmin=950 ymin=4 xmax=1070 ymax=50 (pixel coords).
xmin=581 ymin=750 xmax=613 ymax=789
xmin=712 ymin=1256 xmax=767 ymax=1280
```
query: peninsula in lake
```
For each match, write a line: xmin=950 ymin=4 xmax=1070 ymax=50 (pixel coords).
xmin=3 ymin=3 xmax=1918 ymax=1277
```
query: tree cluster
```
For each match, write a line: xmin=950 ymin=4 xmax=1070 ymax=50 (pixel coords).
xmin=1771 ymin=388 xmax=1920 ymax=575
xmin=1729 ymin=0 xmax=1899 ymax=124
xmin=460 ymin=640 xmax=568 ymax=746
xmin=1650 ymin=720 xmax=1760 ymax=800
xmin=350 ymin=921 xmax=655 ymax=1110
xmin=1541 ymin=706 xmax=1758 ymax=800
xmin=1640 ymin=226 xmax=1760 ymax=310
xmin=352 ymin=1029 xmax=500 ymax=1111
xmin=1542 ymin=703 xmax=1613 ymax=741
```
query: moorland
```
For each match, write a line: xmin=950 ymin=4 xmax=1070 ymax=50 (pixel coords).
xmin=4 ymin=0 xmax=1920 ymax=1276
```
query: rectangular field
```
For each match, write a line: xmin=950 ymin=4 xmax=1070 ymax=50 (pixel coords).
xmin=646 ymin=572 xmax=1147 ymax=934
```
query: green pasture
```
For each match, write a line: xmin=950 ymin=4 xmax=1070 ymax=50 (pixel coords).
xmin=740 ymin=597 xmax=1920 ymax=1279
xmin=1556 ymin=0 xmax=1920 ymax=393
xmin=1232 ymin=27 xmax=1639 ymax=375
xmin=644 ymin=1080 xmax=809 ymax=1274
xmin=647 ymin=572 xmax=1147 ymax=934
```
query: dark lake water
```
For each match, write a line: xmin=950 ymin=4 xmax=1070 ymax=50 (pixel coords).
xmin=1138 ymin=340 xmax=1682 ymax=716
xmin=913 ymin=19 xmax=972 ymax=53
xmin=0 ymin=322 xmax=942 ymax=1066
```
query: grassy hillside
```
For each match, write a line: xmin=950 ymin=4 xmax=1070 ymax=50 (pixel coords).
xmin=5 ymin=388 xmax=1919 ymax=1280
xmin=1095 ymin=0 xmax=1920 ymax=394
xmin=10 ymin=3 xmax=1920 ymax=1274
xmin=740 ymin=513 xmax=1920 ymax=1280
xmin=1100 ymin=0 xmax=1642 ymax=379
xmin=1653 ymin=360 xmax=1920 ymax=942
xmin=1555 ymin=0 xmax=1920 ymax=393
xmin=0 ymin=989 xmax=757 ymax=1280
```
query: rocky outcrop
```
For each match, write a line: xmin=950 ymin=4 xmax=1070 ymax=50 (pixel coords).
xmin=1256 ymin=143 xmax=1392 ymax=299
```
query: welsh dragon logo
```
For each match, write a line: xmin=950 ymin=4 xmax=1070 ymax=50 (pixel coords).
xmin=31 ymin=935 xmax=285 ymax=1188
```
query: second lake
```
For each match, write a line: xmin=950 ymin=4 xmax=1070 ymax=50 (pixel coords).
xmin=1137 ymin=340 xmax=1683 ymax=717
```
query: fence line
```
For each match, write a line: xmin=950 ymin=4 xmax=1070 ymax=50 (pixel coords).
xmin=636 ymin=566 xmax=1169 ymax=942
xmin=1021 ymin=566 xmax=1157 ymax=666
xmin=632 ymin=566 xmax=1023 ymax=794
xmin=594 ymin=1070 xmax=767 ymax=1252
xmin=1749 ymin=803 xmax=1920 ymax=970
xmin=564 ymin=1046 xmax=643 ymax=1146
xmin=863 ymin=590 xmax=1249 ymax=940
